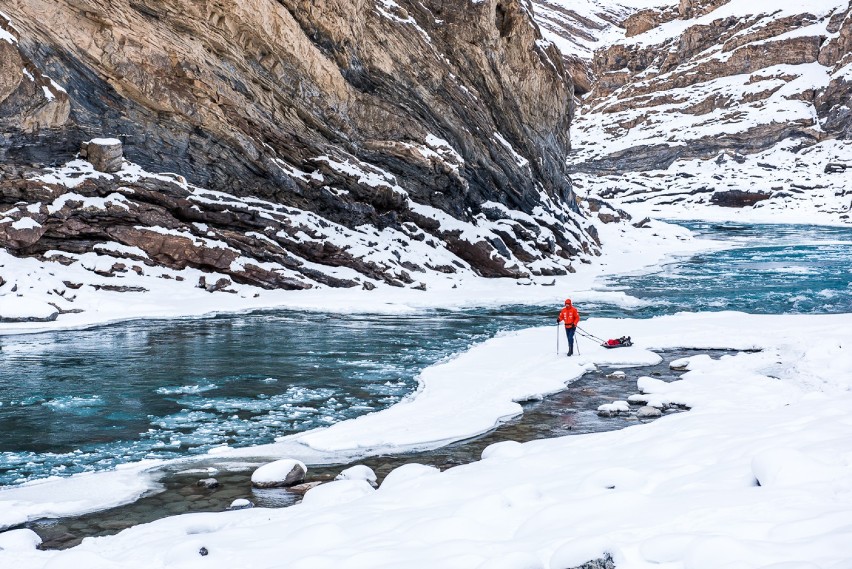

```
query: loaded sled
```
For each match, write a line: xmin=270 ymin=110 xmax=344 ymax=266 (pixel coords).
xmin=576 ymin=328 xmax=634 ymax=349
xmin=602 ymin=336 xmax=633 ymax=349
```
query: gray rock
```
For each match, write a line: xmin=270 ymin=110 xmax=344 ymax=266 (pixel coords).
xmin=80 ymin=139 xmax=123 ymax=173
xmin=637 ymin=406 xmax=663 ymax=419
xmin=251 ymin=460 xmax=307 ymax=488
xmin=196 ymin=478 xmax=219 ymax=489
xmin=286 ymin=481 xmax=324 ymax=495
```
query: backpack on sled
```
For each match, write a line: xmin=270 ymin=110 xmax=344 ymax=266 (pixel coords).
xmin=602 ymin=336 xmax=632 ymax=349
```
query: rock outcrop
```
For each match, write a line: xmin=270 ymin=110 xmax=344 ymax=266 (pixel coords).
xmin=562 ymin=0 xmax=852 ymax=173
xmin=534 ymin=0 xmax=852 ymax=224
xmin=0 ymin=13 xmax=70 ymax=136
xmin=1 ymin=0 xmax=596 ymax=287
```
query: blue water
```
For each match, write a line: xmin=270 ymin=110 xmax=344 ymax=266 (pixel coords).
xmin=0 ymin=222 xmax=850 ymax=485
xmin=596 ymin=222 xmax=852 ymax=316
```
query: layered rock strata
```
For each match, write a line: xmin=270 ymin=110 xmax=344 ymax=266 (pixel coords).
xmin=555 ymin=0 xmax=852 ymax=173
xmin=1 ymin=0 xmax=596 ymax=287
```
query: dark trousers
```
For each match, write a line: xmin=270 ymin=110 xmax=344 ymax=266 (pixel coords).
xmin=564 ymin=327 xmax=575 ymax=353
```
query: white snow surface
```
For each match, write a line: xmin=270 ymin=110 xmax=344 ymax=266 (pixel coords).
xmin=575 ymin=139 xmax=852 ymax=226
xmin=3 ymin=312 xmax=852 ymax=568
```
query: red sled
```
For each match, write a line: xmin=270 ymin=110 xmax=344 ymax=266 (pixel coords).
xmin=602 ymin=336 xmax=633 ymax=349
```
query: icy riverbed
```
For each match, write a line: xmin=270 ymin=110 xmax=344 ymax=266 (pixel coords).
xmin=2 ymin=311 xmax=851 ymax=568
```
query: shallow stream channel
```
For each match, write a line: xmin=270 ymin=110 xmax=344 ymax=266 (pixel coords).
xmin=2 ymin=222 xmax=851 ymax=548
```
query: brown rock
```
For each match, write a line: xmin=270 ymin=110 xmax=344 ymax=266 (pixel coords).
xmin=710 ymin=190 xmax=772 ymax=207
xmin=0 ymin=0 xmax=594 ymax=282
xmin=81 ymin=139 xmax=124 ymax=173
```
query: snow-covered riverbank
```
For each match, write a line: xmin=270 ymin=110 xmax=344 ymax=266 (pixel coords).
xmin=0 ymin=186 xmax=705 ymax=335
xmin=3 ymin=311 xmax=851 ymax=568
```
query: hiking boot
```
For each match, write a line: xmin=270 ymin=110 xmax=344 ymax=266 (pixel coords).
xmin=567 ymin=351 xmax=573 ymax=357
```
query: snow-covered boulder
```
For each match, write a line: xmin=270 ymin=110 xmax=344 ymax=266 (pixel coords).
xmin=196 ymin=477 xmax=219 ymax=489
xmin=481 ymin=440 xmax=525 ymax=460
xmin=335 ymin=464 xmax=377 ymax=487
xmin=0 ymin=528 xmax=41 ymax=551
xmin=597 ymin=401 xmax=630 ymax=417
xmin=250 ymin=459 xmax=306 ymax=488
xmin=228 ymin=498 xmax=253 ymax=510
xmin=0 ymin=295 xmax=58 ymax=322
xmin=637 ymin=406 xmax=662 ymax=419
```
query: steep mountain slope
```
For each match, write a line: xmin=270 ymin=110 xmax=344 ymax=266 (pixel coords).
xmin=535 ymin=0 xmax=852 ymax=223
xmin=0 ymin=0 xmax=596 ymax=316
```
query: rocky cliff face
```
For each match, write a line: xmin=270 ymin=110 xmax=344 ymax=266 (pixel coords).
xmin=0 ymin=0 xmax=595 ymax=298
xmin=534 ymin=0 xmax=852 ymax=223
xmin=558 ymin=0 xmax=852 ymax=173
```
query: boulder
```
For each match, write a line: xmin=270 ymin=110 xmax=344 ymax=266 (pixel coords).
xmin=227 ymin=498 xmax=254 ymax=510
xmin=596 ymin=401 xmax=630 ymax=417
xmin=250 ymin=459 xmax=307 ymax=488
xmin=637 ymin=406 xmax=663 ymax=419
xmin=80 ymin=138 xmax=124 ymax=173
xmin=710 ymin=190 xmax=772 ymax=208
xmin=286 ymin=481 xmax=325 ymax=495
xmin=1 ymin=0 xmax=595 ymax=282
xmin=335 ymin=465 xmax=378 ymax=487
xmin=196 ymin=478 xmax=219 ymax=489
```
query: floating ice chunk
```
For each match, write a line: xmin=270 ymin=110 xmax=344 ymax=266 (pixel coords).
xmin=155 ymin=384 xmax=217 ymax=396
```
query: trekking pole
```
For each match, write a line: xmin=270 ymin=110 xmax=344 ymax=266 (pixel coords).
xmin=556 ymin=323 xmax=560 ymax=355
xmin=575 ymin=330 xmax=580 ymax=355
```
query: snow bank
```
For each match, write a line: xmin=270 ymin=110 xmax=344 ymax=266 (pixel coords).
xmin=0 ymin=460 xmax=163 ymax=529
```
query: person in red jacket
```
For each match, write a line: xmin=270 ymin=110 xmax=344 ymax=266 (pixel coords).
xmin=557 ymin=298 xmax=580 ymax=356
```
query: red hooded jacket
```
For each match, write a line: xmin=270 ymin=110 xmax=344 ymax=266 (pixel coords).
xmin=558 ymin=304 xmax=580 ymax=328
